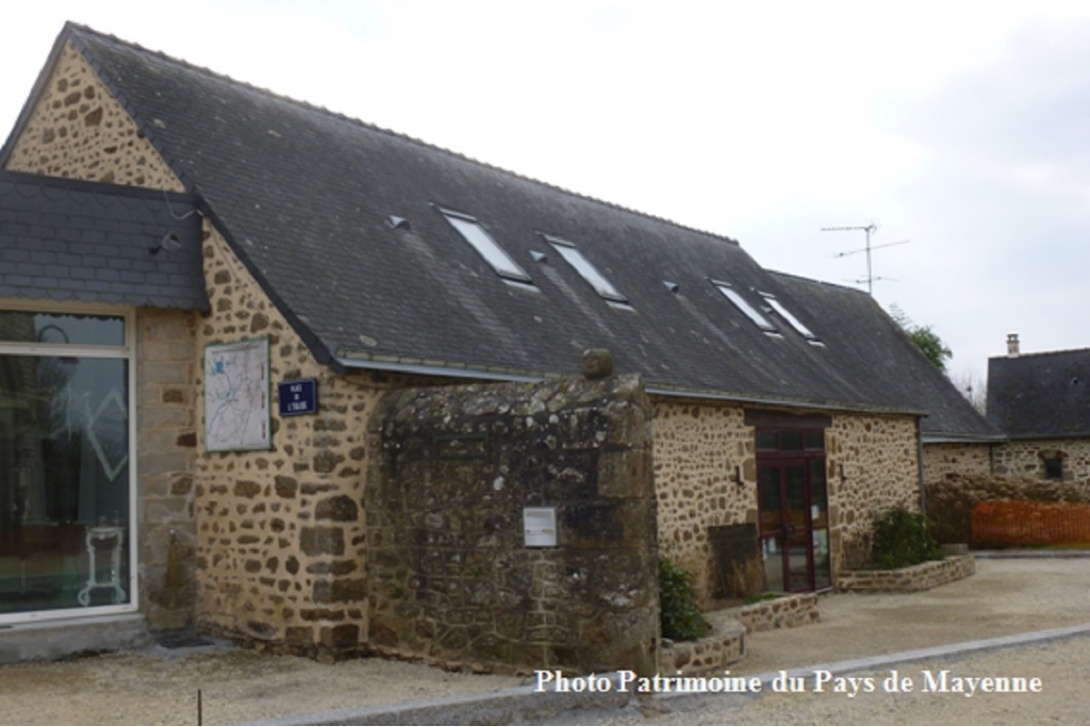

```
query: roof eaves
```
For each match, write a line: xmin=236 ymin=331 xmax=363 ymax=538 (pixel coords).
xmin=334 ymin=351 xmax=551 ymax=383
xmin=1004 ymin=431 xmax=1090 ymax=442
xmin=921 ymin=433 xmax=1008 ymax=444
xmin=645 ymin=384 xmax=929 ymax=417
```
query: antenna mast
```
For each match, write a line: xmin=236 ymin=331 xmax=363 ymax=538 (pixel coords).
xmin=822 ymin=223 xmax=908 ymax=295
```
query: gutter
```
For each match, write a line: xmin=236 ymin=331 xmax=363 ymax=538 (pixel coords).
xmin=920 ymin=434 xmax=1008 ymax=444
xmin=916 ymin=416 xmax=927 ymax=514
xmin=645 ymin=385 xmax=927 ymax=417
xmin=335 ymin=353 xmax=930 ymax=418
xmin=334 ymin=356 xmax=547 ymax=383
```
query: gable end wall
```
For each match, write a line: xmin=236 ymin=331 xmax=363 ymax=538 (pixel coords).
xmin=5 ymin=41 xmax=183 ymax=191
xmin=194 ymin=226 xmax=388 ymax=656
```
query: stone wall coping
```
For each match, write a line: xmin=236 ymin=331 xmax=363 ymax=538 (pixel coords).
xmin=719 ymin=592 xmax=821 ymax=633
xmin=837 ymin=554 xmax=976 ymax=593
xmin=659 ymin=616 xmax=746 ymax=677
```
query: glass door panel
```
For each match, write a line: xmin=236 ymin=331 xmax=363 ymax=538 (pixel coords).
xmin=783 ymin=464 xmax=810 ymax=591
xmin=812 ymin=529 xmax=831 ymax=590
xmin=809 ymin=459 xmax=828 ymax=528
xmin=0 ymin=355 xmax=131 ymax=616
xmin=757 ymin=450 xmax=830 ymax=593
xmin=787 ymin=529 xmax=810 ymax=591
xmin=758 ymin=465 xmax=784 ymax=591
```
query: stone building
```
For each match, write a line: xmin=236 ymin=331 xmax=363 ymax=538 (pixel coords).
xmin=985 ymin=335 xmax=1090 ymax=482
xmin=0 ymin=23 xmax=997 ymax=667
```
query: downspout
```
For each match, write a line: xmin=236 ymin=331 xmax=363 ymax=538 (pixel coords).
xmin=915 ymin=416 xmax=927 ymax=514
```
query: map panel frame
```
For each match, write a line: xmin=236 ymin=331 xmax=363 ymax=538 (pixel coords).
xmin=203 ymin=337 xmax=272 ymax=452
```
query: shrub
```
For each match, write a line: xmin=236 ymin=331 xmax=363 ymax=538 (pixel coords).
xmin=658 ymin=557 xmax=711 ymax=641
xmin=871 ymin=506 xmax=942 ymax=569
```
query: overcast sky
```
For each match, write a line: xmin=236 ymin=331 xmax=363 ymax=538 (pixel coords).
xmin=4 ymin=1 xmax=1090 ymax=395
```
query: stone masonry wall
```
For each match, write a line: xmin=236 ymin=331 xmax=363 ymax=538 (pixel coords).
xmin=136 ymin=308 xmax=200 ymax=630
xmin=922 ymin=442 xmax=993 ymax=482
xmin=367 ymin=374 xmax=659 ymax=675
xmin=992 ymin=439 xmax=1090 ymax=482
xmin=733 ymin=592 xmax=820 ymax=633
xmin=826 ymin=413 xmax=920 ymax=571
xmin=652 ymin=398 xmax=921 ymax=601
xmin=651 ymin=399 xmax=754 ymax=603
xmin=659 ymin=613 xmax=745 ymax=677
xmin=4 ymin=41 xmax=183 ymax=190
xmin=194 ymin=226 xmax=387 ymax=659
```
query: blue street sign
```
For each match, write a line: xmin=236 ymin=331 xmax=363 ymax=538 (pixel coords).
xmin=278 ymin=378 xmax=317 ymax=416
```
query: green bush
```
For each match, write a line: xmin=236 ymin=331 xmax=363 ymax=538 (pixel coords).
xmin=659 ymin=557 xmax=711 ymax=641
xmin=871 ymin=506 xmax=942 ymax=569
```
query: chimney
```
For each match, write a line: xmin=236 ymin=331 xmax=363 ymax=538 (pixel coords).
xmin=1007 ymin=333 xmax=1020 ymax=357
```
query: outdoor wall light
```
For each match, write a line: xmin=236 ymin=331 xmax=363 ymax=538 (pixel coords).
xmin=839 ymin=463 xmax=847 ymax=482
xmin=149 ymin=232 xmax=182 ymax=254
xmin=734 ymin=465 xmax=744 ymax=486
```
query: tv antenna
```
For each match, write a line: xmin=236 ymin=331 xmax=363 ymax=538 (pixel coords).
xmin=821 ymin=223 xmax=909 ymax=295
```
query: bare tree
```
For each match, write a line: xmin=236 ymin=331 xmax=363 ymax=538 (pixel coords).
xmin=950 ymin=367 xmax=987 ymax=414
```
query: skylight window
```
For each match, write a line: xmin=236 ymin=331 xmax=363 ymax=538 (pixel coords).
xmin=712 ymin=281 xmax=778 ymax=334
xmin=760 ymin=292 xmax=820 ymax=342
xmin=438 ymin=208 xmax=531 ymax=284
xmin=544 ymin=235 xmax=627 ymax=304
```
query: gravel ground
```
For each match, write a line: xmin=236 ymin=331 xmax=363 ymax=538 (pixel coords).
xmin=0 ymin=557 xmax=1087 ymax=725
xmin=601 ymin=636 xmax=1090 ymax=725
xmin=597 ymin=555 xmax=1090 ymax=726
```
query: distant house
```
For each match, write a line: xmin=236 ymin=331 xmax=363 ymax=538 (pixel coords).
xmin=986 ymin=334 xmax=1090 ymax=482
xmin=0 ymin=23 xmax=997 ymax=663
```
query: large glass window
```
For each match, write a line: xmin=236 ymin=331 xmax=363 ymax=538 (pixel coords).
xmin=0 ymin=308 xmax=134 ymax=622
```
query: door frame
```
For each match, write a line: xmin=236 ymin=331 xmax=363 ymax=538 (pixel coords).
xmin=755 ymin=426 xmax=830 ymax=593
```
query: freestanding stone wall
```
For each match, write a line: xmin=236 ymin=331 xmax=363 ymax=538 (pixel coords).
xmin=366 ymin=373 xmax=659 ymax=675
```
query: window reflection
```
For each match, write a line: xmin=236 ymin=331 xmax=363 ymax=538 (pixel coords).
xmin=0 ymin=312 xmax=124 ymax=346
xmin=0 ymin=355 xmax=130 ymax=614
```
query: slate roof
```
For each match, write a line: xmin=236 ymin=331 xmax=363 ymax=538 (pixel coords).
xmin=0 ymin=170 xmax=206 ymax=310
xmin=988 ymin=348 xmax=1090 ymax=439
xmin=1 ymin=23 xmax=999 ymax=440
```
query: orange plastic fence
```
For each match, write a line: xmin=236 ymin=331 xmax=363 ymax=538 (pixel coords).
xmin=971 ymin=500 xmax=1090 ymax=547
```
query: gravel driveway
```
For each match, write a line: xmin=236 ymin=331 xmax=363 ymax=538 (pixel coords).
xmin=0 ymin=556 xmax=1087 ymax=725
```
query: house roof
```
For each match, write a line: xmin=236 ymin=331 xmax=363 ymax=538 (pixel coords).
xmin=988 ymin=347 xmax=1090 ymax=439
xmin=1 ymin=23 xmax=999 ymax=440
xmin=0 ymin=169 xmax=206 ymax=310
